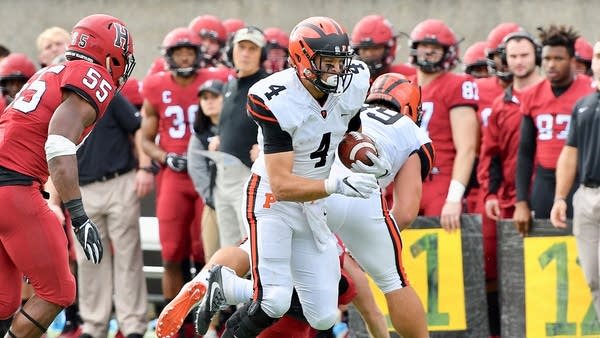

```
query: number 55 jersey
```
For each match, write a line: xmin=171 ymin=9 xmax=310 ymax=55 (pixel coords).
xmin=0 ymin=61 xmax=115 ymax=183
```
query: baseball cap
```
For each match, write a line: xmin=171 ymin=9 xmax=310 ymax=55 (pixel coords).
xmin=233 ymin=26 xmax=266 ymax=48
xmin=197 ymin=79 xmax=224 ymax=96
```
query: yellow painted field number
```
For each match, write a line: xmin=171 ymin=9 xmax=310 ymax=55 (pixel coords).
xmin=524 ymin=236 xmax=600 ymax=337
xmin=369 ymin=228 xmax=466 ymax=331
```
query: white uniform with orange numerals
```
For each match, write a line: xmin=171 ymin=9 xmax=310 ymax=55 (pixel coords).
xmin=243 ymin=60 xmax=369 ymax=329
xmin=327 ymin=106 xmax=432 ymax=293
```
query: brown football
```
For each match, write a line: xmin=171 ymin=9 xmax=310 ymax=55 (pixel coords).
xmin=337 ymin=131 xmax=378 ymax=169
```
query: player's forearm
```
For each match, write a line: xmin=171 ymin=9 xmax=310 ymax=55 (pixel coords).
xmin=48 ymin=155 xmax=82 ymax=203
xmin=141 ymin=136 xmax=167 ymax=164
xmin=269 ymin=174 xmax=330 ymax=202
xmin=135 ymin=129 xmax=153 ymax=167
xmin=451 ymin=146 xmax=476 ymax=185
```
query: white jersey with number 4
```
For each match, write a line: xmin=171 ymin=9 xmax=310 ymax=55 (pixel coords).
xmin=248 ymin=60 xmax=370 ymax=181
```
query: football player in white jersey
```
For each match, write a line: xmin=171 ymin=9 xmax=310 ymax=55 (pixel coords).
xmin=219 ymin=16 xmax=381 ymax=337
xmin=327 ymin=73 xmax=433 ymax=337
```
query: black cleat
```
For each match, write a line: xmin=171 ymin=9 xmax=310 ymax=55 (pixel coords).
xmin=195 ymin=265 xmax=226 ymax=335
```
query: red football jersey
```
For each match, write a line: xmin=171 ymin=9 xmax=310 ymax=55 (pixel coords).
xmin=411 ymin=72 xmax=479 ymax=170
xmin=0 ymin=61 xmax=115 ymax=183
xmin=478 ymin=88 xmax=523 ymax=208
xmin=142 ymin=67 xmax=230 ymax=154
xmin=475 ymin=76 xmax=505 ymax=127
xmin=0 ymin=95 xmax=6 ymax=115
xmin=520 ymin=75 xmax=594 ymax=169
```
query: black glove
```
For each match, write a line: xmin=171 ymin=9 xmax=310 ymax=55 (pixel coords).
xmin=73 ymin=219 xmax=103 ymax=264
xmin=165 ymin=153 xmax=188 ymax=172
xmin=64 ymin=198 xmax=103 ymax=264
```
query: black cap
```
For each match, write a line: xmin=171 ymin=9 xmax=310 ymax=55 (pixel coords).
xmin=197 ymin=79 xmax=224 ymax=96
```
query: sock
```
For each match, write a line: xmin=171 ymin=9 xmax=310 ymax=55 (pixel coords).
xmin=220 ymin=267 xmax=252 ymax=305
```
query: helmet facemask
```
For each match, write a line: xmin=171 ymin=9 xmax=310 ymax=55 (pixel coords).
xmin=308 ymin=51 xmax=354 ymax=95
xmin=164 ymin=44 xmax=201 ymax=78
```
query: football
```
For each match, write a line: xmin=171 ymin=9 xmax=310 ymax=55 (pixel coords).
xmin=337 ymin=131 xmax=378 ymax=169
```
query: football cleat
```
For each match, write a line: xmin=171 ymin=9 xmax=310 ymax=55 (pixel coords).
xmin=195 ymin=265 xmax=227 ymax=335
xmin=155 ymin=281 xmax=206 ymax=338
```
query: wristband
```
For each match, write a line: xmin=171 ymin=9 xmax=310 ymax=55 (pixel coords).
xmin=446 ymin=179 xmax=466 ymax=203
xmin=64 ymin=198 xmax=87 ymax=228
xmin=138 ymin=166 xmax=155 ymax=174
xmin=324 ymin=179 xmax=337 ymax=195
xmin=554 ymin=197 xmax=566 ymax=203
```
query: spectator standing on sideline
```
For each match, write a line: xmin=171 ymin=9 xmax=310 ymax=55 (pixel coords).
xmin=408 ymin=19 xmax=479 ymax=231
xmin=551 ymin=39 xmax=600 ymax=319
xmin=75 ymin=93 xmax=151 ymax=338
xmin=514 ymin=25 xmax=594 ymax=235
xmin=209 ymin=26 xmax=269 ymax=247
xmin=0 ymin=14 xmax=135 ymax=338
xmin=477 ymin=29 xmax=544 ymax=337
xmin=36 ymin=26 xmax=70 ymax=67
xmin=188 ymin=79 xmax=225 ymax=262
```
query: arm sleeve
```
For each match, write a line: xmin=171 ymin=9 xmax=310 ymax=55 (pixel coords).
xmin=416 ymin=142 xmax=435 ymax=181
xmin=110 ymin=93 xmax=141 ymax=134
xmin=187 ymin=136 xmax=211 ymax=199
xmin=516 ymin=115 xmax=536 ymax=202
xmin=488 ymin=155 xmax=503 ymax=194
xmin=346 ymin=113 xmax=361 ymax=132
xmin=479 ymin=99 xmax=502 ymax=196
xmin=246 ymin=93 xmax=293 ymax=153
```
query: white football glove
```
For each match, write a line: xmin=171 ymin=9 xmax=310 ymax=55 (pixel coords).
xmin=325 ymin=172 xmax=379 ymax=198
xmin=351 ymin=152 xmax=391 ymax=178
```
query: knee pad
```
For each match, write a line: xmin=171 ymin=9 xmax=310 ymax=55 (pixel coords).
xmin=261 ymin=286 xmax=292 ymax=318
xmin=306 ymin=309 xmax=337 ymax=331
xmin=226 ymin=301 xmax=277 ymax=338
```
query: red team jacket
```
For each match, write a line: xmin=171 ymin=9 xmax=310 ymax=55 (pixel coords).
xmin=478 ymin=87 xmax=524 ymax=208
xmin=475 ymin=76 xmax=505 ymax=128
xmin=0 ymin=61 xmax=115 ymax=183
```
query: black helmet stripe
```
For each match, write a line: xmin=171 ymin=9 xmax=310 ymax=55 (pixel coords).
xmin=296 ymin=23 xmax=327 ymax=38
xmin=327 ymin=18 xmax=343 ymax=35
xmin=381 ymin=76 xmax=408 ymax=94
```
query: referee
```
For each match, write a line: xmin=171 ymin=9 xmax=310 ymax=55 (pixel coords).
xmin=551 ymin=40 xmax=600 ymax=319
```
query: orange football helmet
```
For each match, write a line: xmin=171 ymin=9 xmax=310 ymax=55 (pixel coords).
xmin=65 ymin=14 xmax=135 ymax=90
xmin=366 ymin=73 xmax=422 ymax=126
xmin=288 ymin=16 xmax=354 ymax=94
